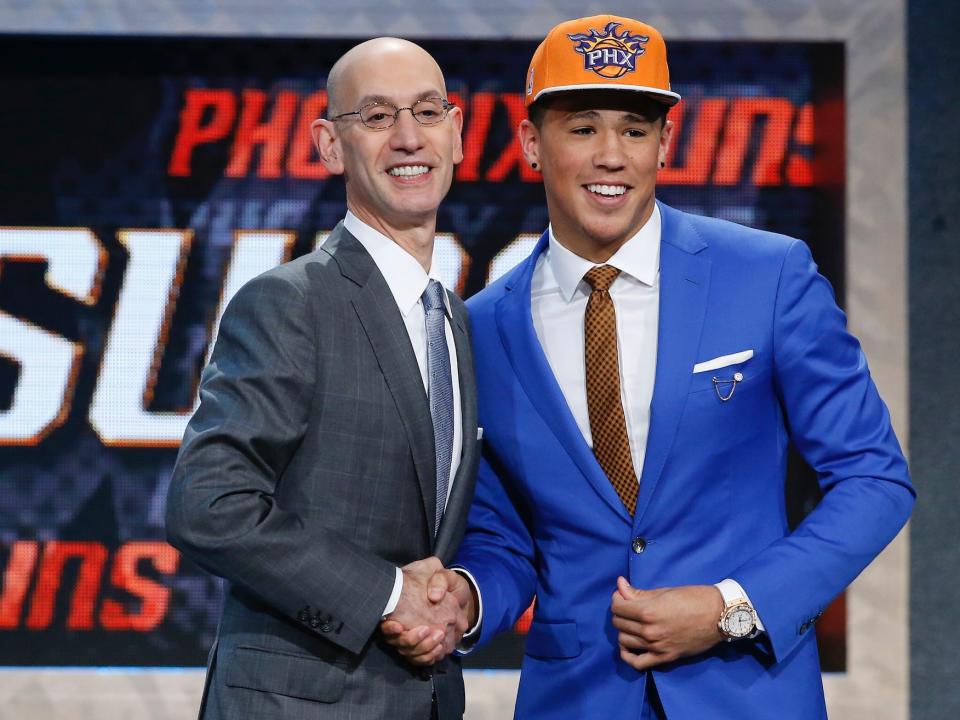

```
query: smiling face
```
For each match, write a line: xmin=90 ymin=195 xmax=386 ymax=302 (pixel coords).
xmin=520 ymin=90 xmax=673 ymax=261
xmin=312 ymin=39 xmax=463 ymax=238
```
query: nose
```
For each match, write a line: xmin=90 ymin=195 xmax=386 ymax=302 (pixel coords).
xmin=594 ymin=129 xmax=626 ymax=171
xmin=389 ymin=108 xmax=426 ymax=153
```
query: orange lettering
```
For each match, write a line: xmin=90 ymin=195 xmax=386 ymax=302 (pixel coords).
xmin=168 ymin=89 xmax=237 ymax=177
xmin=714 ymin=97 xmax=794 ymax=186
xmin=486 ymin=94 xmax=539 ymax=183
xmin=0 ymin=541 xmax=38 ymax=628
xmin=287 ymin=91 xmax=330 ymax=180
xmin=660 ymin=98 xmax=727 ymax=185
xmin=786 ymin=102 xmax=813 ymax=186
xmin=226 ymin=89 xmax=298 ymax=179
xmin=458 ymin=92 xmax=496 ymax=182
xmin=25 ymin=541 xmax=107 ymax=630
xmin=100 ymin=542 xmax=180 ymax=631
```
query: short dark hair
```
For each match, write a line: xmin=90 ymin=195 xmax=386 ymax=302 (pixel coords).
xmin=527 ymin=92 xmax=669 ymax=128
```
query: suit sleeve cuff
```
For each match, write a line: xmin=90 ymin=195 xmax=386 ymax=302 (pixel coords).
xmin=716 ymin=578 xmax=765 ymax=632
xmin=381 ymin=567 xmax=404 ymax=618
xmin=451 ymin=567 xmax=483 ymax=653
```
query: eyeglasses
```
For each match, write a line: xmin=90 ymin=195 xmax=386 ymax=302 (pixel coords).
xmin=331 ymin=97 xmax=454 ymax=131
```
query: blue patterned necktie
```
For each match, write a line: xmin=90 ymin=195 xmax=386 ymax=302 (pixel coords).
xmin=422 ymin=279 xmax=454 ymax=534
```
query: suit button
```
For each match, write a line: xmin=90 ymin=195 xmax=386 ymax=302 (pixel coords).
xmin=320 ymin=623 xmax=332 ymax=633
xmin=297 ymin=608 xmax=310 ymax=622
xmin=310 ymin=617 xmax=321 ymax=628
xmin=631 ymin=537 xmax=647 ymax=554
xmin=799 ymin=622 xmax=809 ymax=635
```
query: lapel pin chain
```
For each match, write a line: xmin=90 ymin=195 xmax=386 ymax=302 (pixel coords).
xmin=712 ymin=372 xmax=743 ymax=402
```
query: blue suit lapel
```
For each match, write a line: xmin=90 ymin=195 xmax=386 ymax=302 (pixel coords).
xmin=495 ymin=232 xmax=632 ymax=523
xmin=635 ymin=203 xmax=711 ymax=524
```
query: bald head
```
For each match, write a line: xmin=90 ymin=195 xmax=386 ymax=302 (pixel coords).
xmin=310 ymin=36 xmax=463 ymax=250
xmin=326 ymin=37 xmax=447 ymax=117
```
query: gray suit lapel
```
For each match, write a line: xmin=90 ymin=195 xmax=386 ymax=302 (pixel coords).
xmin=434 ymin=298 xmax=478 ymax=562
xmin=322 ymin=225 xmax=438 ymax=537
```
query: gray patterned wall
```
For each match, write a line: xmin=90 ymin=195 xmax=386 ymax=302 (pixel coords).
xmin=0 ymin=1 xmax=909 ymax=718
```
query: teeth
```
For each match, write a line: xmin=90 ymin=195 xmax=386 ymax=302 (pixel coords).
xmin=388 ymin=165 xmax=429 ymax=177
xmin=587 ymin=184 xmax=627 ymax=196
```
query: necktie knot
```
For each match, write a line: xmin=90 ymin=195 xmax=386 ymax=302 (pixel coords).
xmin=422 ymin=279 xmax=447 ymax=315
xmin=584 ymin=265 xmax=621 ymax=293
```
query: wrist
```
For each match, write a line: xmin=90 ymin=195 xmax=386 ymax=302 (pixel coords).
xmin=715 ymin=583 xmax=759 ymax=641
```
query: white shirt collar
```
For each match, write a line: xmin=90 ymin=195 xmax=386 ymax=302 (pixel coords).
xmin=547 ymin=203 xmax=661 ymax=302
xmin=343 ymin=211 xmax=450 ymax=318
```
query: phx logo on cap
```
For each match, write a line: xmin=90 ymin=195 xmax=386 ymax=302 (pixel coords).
xmin=568 ymin=22 xmax=648 ymax=80
xmin=524 ymin=14 xmax=681 ymax=107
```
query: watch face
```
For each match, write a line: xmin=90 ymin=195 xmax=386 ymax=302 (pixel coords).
xmin=725 ymin=607 xmax=755 ymax=638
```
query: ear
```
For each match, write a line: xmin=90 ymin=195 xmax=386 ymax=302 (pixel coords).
xmin=311 ymin=118 xmax=344 ymax=176
xmin=448 ymin=105 xmax=465 ymax=166
xmin=518 ymin=119 xmax=541 ymax=170
xmin=657 ymin=118 xmax=675 ymax=169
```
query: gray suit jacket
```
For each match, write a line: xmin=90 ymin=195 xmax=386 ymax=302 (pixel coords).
xmin=166 ymin=224 xmax=480 ymax=720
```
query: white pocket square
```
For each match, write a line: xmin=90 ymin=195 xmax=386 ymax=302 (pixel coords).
xmin=692 ymin=350 xmax=754 ymax=374
xmin=477 ymin=427 xmax=484 ymax=440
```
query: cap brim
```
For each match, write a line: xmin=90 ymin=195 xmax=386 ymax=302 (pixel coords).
xmin=533 ymin=83 xmax=681 ymax=107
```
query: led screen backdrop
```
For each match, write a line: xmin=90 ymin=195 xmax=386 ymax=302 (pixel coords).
xmin=0 ymin=36 xmax=844 ymax=669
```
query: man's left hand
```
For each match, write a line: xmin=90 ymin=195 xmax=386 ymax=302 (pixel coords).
xmin=611 ymin=577 xmax=725 ymax=671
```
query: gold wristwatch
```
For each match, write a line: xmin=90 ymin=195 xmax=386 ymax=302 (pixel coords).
xmin=717 ymin=584 xmax=759 ymax=641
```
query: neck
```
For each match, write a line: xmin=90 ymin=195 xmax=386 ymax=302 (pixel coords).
xmin=348 ymin=204 xmax=435 ymax=272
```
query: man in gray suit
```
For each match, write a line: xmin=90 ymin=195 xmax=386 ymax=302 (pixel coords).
xmin=166 ymin=37 xmax=479 ymax=720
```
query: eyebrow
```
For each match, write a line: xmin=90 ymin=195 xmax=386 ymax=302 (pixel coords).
xmin=565 ymin=110 xmax=655 ymax=123
xmin=353 ymin=90 xmax=445 ymax=107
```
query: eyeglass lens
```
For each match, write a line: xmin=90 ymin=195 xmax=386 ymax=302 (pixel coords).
xmin=359 ymin=98 xmax=447 ymax=129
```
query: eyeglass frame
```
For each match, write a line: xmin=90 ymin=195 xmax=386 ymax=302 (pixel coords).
xmin=329 ymin=96 xmax=455 ymax=131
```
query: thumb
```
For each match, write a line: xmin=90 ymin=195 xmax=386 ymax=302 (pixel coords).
xmin=427 ymin=569 xmax=451 ymax=603
xmin=617 ymin=576 xmax=641 ymax=600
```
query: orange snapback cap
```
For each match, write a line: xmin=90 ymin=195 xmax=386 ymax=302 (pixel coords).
xmin=525 ymin=15 xmax=681 ymax=107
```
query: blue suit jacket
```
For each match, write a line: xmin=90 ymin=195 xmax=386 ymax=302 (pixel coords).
xmin=455 ymin=202 xmax=914 ymax=719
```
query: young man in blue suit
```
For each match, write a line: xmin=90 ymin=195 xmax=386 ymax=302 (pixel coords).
xmin=385 ymin=14 xmax=914 ymax=718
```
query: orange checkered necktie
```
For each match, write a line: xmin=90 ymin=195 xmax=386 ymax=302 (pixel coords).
xmin=583 ymin=265 xmax=638 ymax=515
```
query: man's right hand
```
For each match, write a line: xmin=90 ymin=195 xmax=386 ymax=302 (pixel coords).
xmin=380 ymin=557 xmax=476 ymax=665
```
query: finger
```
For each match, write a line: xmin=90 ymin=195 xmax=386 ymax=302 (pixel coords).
xmin=385 ymin=625 xmax=433 ymax=650
xmin=611 ymin=593 xmax=646 ymax=622
xmin=404 ymin=645 xmax=444 ymax=666
xmin=620 ymin=645 xmax=664 ymax=672
xmin=397 ymin=628 xmax=446 ymax=657
xmin=406 ymin=633 xmax=450 ymax=665
xmin=618 ymin=632 xmax=650 ymax=652
xmin=610 ymin=615 xmax=647 ymax=637
xmin=380 ymin=620 xmax=407 ymax=636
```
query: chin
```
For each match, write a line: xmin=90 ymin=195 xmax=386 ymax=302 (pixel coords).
xmin=582 ymin=224 xmax=631 ymax=247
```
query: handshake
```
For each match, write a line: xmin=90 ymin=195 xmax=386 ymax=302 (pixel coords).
xmin=380 ymin=556 xmax=478 ymax=666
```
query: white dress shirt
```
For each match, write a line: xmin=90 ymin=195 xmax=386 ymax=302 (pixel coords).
xmin=528 ymin=204 xmax=763 ymax=631
xmin=341 ymin=212 xmax=462 ymax=617
xmin=532 ymin=206 xmax=661 ymax=478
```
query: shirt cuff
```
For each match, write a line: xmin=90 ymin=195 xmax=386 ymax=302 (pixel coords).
xmin=382 ymin=567 xmax=404 ymax=618
xmin=451 ymin=567 xmax=483 ymax=653
xmin=715 ymin=578 xmax=765 ymax=632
